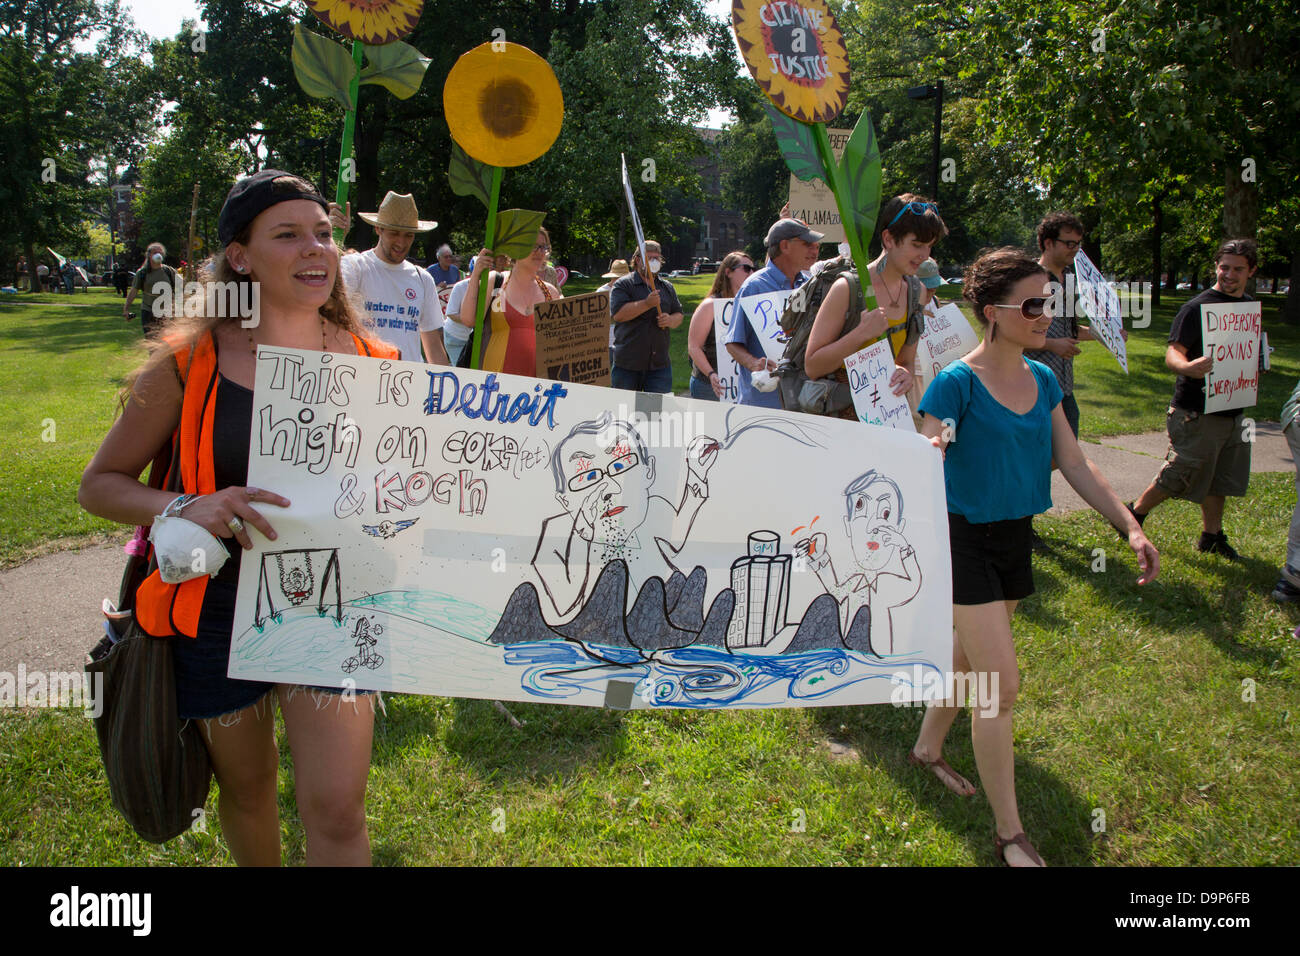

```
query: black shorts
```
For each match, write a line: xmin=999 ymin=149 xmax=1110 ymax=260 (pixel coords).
xmin=949 ymin=512 xmax=1035 ymax=605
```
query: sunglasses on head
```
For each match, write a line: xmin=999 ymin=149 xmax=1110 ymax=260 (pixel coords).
xmin=886 ymin=201 xmax=939 ymax=229
xmin=993 ymin=297 xmax=1050 ymax=319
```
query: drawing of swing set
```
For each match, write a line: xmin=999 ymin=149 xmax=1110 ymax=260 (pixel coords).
xmin=253 ymin=548 xmax=344 ymax=628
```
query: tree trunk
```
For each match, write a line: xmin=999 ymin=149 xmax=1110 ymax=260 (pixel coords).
xmin=1223 ymin=165 xmax=1258 ymax=240
xmin=1080 ymin=204 xmax=1102 ymax=270
xmin=1285 ymin=248 xmax=1300 ymax=325
xmin=1150 ymin=193 xmax=1163 ymax=309
xmin=354 ymin=93 xmax=389 ymax=252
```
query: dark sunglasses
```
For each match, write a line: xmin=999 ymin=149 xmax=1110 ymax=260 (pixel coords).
xmin=1052 ymin=238 xmax=1081 ymax=250
xmin=993 ymin=297 xmax=1050 ymax=319
xmin=733 ymin=263 xmax=755 ymax=273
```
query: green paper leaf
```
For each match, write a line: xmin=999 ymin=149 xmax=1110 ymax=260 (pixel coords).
xmin=764 ymin=103 xmax=827 ymax=184
xmin=449 ymin=141 xmax=492 ymax=209
xmin=493 ymin=209 xmax=547 ymax=259
xmin=291 ymin=24 xmax=356 ymax=111
xmin=839 ymin=112 xmax=882 ymax=251
xmin=358 ymin=39 xmax=431 ymax=100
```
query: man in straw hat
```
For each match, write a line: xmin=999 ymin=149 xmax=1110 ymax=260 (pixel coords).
xmin=332 ymin=191 xmax=449 ymax=363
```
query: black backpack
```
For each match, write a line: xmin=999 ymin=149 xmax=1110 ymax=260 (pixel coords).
xmin=775 ymin=256 xmax=866 ymax=415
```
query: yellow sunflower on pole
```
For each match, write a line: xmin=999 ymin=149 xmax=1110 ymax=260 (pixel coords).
xmin=444 ymin=42 xmax=564 ymax=169
xmin=306 ymin=0 xmax=423 ymax=44
xmin=732 ymin=0 xmax=849 ymax=124
xmin=442 ymin=41 xmax=564 ymax=369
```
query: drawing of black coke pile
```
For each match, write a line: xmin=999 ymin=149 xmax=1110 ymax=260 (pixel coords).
xmin=727 ymin=531 xmax=791 ymax=648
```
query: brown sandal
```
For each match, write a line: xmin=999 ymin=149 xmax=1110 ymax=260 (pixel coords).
xmin=908 ymin=750 xmax=976 ymax=796
xmin=994 ymin=831 xmax=1045 ymax=867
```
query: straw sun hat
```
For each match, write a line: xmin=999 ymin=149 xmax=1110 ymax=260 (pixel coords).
xmin=358 ymin=191 xmax=437 ymax=233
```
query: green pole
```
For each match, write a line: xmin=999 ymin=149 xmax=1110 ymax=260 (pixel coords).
xmin=472 ymin=165 xmax=504 ymax=370
xmin=811 ymin=123 xmax=884 ymax=354
xmin=332 ymin=40 xmax=365 ymax=245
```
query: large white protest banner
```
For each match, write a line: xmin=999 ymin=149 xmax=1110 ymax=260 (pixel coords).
xmin=1201 ymin=300 xmax=1263 ymax=413
xmin=713 ymin=290 xmax=793 ymax=405
xmin=229 ymin=347 xmax=952 ymax=709
xmin=1072 ymin=250 xmax=1128 ymax=373
xmin=913 ymin=302 xmax=979 ymax=396
xmin=845 ymin=340 xmax=915 ymax=431
xmin=787 ymin=127 xmax=850 ymax=244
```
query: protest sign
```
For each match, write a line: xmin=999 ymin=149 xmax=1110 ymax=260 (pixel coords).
xmin=711 ymin=297 xmax=742 ymax=402
xmin=788 ymin=128 xmax=850 ymax=243
xmin=229 ymin=347 xmax=952 ymax=709
xmin=913 ymin=302 xmax=979 ymax=396
xmin=535 ymin=290 xmax=611 ymax=387
xmin=713 ymin=291 xmax=794 ymax=405
xmin=845 ymin=339 xmax=915 ymax=431
xmin=1201 ymin=300 xmax=1262 ymax=413
xmin=1072 ymin=250 xmax=1128 ymax=373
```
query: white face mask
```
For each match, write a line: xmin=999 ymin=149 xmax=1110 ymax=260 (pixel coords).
xmin=648 ymin=258 xmax=662 ymax=274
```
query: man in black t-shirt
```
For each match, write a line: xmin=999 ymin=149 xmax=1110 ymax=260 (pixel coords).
xmin=1127 ymin=239 xmax=1262 ymax=559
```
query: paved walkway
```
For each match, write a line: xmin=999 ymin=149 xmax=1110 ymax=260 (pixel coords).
xmin=1 ymin=426 xmax=1292 ymax=679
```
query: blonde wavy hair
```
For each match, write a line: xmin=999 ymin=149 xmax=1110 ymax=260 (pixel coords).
xmin=123 ymin=177 xmax=377 ymax=407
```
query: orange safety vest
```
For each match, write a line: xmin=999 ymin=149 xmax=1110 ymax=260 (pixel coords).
xmin=135 ymin=330 xmax=398 ymax=637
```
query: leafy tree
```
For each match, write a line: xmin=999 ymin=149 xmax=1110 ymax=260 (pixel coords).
xmin=0 ymin=0 xmax=142 ymax=287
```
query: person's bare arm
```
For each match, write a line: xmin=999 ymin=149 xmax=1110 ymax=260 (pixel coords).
xmin=421 ymin=328 xmax=449 ymax=365
xmin=78 ymin=361 xmax=290 ymax=549
xmin=725 ymin=341 xmax=774 ymax=374
xmin=804 ymin=278 xmax=889 ymax=379
xmin=1165 ymin=341 xmax=1211 ymax=377
xmin=1052 ymin=405 xmax=1158 ymax=584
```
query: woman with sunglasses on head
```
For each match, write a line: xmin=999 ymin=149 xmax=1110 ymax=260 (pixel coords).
xmin=910 ymin=247 xmax=1159 ymax=866
xmin=462 ymin=227 xmax=560 ymax=374
xmin=78 ymin=170 xmax=399 ymax=865
xmin=687 ymin=251 xmax=754 ymax=401
xmin=803 ymin=194 xmax=947 ymax=413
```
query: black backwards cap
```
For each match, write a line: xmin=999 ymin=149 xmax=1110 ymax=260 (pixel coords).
xmin=218 ymin=169 xmax=329 ymax=247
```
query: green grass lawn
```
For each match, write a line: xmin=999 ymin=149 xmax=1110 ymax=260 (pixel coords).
xmin=1 ymin=282 xmax=1297 ymax=866
xmin=3 ymin=481 xmax=1297 ymax=865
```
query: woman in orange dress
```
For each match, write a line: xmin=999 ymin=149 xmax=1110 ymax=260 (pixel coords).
xmin=460 ymin=227 xmax=561 ymax=375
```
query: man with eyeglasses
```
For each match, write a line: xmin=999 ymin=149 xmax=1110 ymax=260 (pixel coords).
xmin=608 ymin=240 xmax=684 ymax=393
xmin=531 ymin=412 xmax=720 ymax=620
xmin=1024 ymin=211 xmax=1094 ymax=438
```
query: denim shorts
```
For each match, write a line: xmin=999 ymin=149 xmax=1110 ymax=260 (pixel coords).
xmin=171 ymin=579 xmax=374 ymax=720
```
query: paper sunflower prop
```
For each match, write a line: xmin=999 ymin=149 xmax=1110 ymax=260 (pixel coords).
xmin=732 ymin=0 xmax=849 ymax=124
xmin=443 ymin=42 xmax=564 ymax=168
xmin=307 ymin=0 xmax=423 ymax=45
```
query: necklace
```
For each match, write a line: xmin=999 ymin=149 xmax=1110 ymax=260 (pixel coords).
xmin=874 ymin=261 xmax=905 ymax=308
xmin=248 ymin=316 xmax=329 ymax=355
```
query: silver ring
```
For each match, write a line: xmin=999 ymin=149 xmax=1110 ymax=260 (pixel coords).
xmin=227 ymin=517 xmax=245 ymax=535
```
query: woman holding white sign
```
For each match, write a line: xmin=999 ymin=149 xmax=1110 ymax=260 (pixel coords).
xmin=803 ymin=194 xmax=946 ymax=417
xmin=912 ymin=247 xmax=1159 ymax=867
xmin=79 ymin=170 xmax=399 ymax=866
xmin=688 ymin=251 xmax=754 ymax=400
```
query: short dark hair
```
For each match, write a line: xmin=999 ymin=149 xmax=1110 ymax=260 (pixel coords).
xmin=963 ymin=247 xmax=1048 ymax=341
xmin=1215 ymin=238 xmax=1257 ymax=269
xmin=1036 ymin=212 xmax=1085 ymax=251
xmin=878 ymin=193 xmax=947 ymax=245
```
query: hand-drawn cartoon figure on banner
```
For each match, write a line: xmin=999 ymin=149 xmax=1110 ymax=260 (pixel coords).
xmin=794 ymin=471 xmax=920 ymax=654
xmin=229 ymin=347 xmax=952 ymax=710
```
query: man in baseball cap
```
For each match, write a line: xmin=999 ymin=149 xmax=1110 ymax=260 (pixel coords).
xmin=723 ymin=218 xmax=824 ymax=408
xmin=332 ymin=191 xmax=449 ymax=363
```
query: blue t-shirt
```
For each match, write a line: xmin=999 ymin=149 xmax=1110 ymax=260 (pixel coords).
xmin=427 ymin=262 xmax=460 ymax=286
xmin=724 ymin=262 xmax=806 ymax=408
xmin=919 ymin=358 xmax=1063 ymax=524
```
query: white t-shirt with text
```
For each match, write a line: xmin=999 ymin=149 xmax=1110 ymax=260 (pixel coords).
xmin=340 ymin=249 xmax=443 ymax=361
